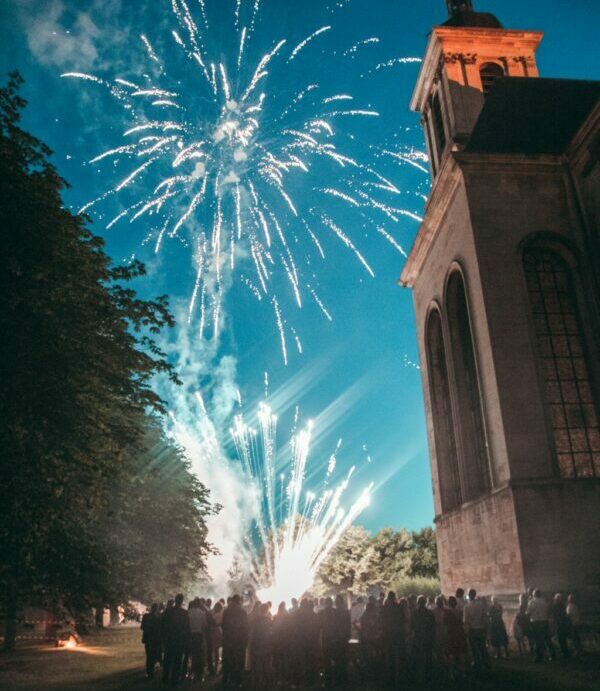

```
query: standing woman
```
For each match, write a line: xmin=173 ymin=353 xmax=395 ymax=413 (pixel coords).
xmin=488 ymin=597 xmax=509 ymax=659
xmin=513 ymin=594 xmax=534 ymax=657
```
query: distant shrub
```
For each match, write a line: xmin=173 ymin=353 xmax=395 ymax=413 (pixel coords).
xmin=389 ymin=576 xmax=441 ymax=600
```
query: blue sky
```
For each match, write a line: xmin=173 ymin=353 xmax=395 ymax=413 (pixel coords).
xmin=2 ymin=0 xmax=599 ymax=537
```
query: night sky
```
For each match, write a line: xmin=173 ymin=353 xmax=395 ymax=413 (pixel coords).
xmin=2 ymin=0 xmax=599 ymax=541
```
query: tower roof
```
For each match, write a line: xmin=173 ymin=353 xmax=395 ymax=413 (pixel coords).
xmin=443 ymin=2 xmax=503 ymax=29
xmin=442 ymin=10 xmax=503 ymax=29
xmin=465 ymin=78 xmax=600 ymax=154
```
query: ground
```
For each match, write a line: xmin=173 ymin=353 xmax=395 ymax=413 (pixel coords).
xmin=1 ymin=627 xmax=599 ymax=690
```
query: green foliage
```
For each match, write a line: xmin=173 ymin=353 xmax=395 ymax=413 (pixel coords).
xmin=388 ymin=576 xmax=441 ymax=600
xmin=314 ymin=524 xmax=439 ymax=596
xmin=408 ymin=526 xmax=438 ymax=578
xmin=314 ymin=525 xmax=378 ymax=596
xmin=0 ymin=73 xmax=212 ymax=647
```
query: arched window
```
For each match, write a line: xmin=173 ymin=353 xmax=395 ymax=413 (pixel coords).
xmin=426 ymin=309 xmax=462 ymax=512
xmin=479 ymin=62 xmax=504 ymax=97
xmin=524 ymin=247 xmax=600 ymax=478
xmin=431 ymin=92 xmax=446 ymax=159
xmin=446 ymin=271 xmax=490 ymax=501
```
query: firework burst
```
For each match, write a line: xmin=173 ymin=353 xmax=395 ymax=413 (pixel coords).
xmin=62 ymin=0 xmax=421 ymax=362
xmin=231 ymin=402 xmax=372 ymax=604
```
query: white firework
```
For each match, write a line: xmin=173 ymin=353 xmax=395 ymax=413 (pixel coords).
xmin=231 ymin=402 xmax=372 ymax=605
xmin=62 ymin=0 xmax=421 ymax=362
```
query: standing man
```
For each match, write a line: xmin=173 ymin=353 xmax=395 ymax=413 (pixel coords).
xmin=162 ymin=593 xmax=191 ymax=688
xmin=463 ymin=589 xmax=490 ymax=675
xmin=334 ymin=594 xmax=351 ymax=686
xmin=222 ymin=594 xmax=249 ymax=688
xmin=412 ymin=595 xmax=436 ymax=683
xmin=527 ymin=590 xmax=557 ymax=662
xmin=141 ymin=604 xmax=162 ymax=679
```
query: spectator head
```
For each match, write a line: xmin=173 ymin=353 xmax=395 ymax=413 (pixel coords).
xmin=357 ymin=596 xmax=364 ymax=604
xmin=213 ymin=601 xmax=223 ymax=614
xmin=368 ymin=596 xmax=376 ymax=605
xmin=554 ymin=593 xmax=564 ymax=604
xmin=227 ymin=596 xmax=233 ymax=606
xmin=150 ymin=603 xmax=159 ymax=614
xmin=417 ymin=595 xmax=427 ymax=609
xmin=448 ymin=596 xmax=457 ymax=609
xmin=386 ymin=591 xmax=396 ymax=603
xmin=231 ymin=594 xmax=241 ymax=606
xmin=166 ymin=598 xmax=174 ymax=609
xmin=175 ymin=593 xmax=184 ymax=607
xmin=277 ymin=602 xmax=286 ymax=615
xmin=567 ymin=594 xmax=576 ymax=605
xmin=533 ymin=589 xmax=542 ymax=599
xmin=468 ymin=589 xmax=477 ymax=600
xmin=206 ymin=598 xmax=212 ymax=607
xmin=324 ymin=597 xmax=333 ymax=609
xmin=259 ymin=603 xmax=270 ymax=616
xmin=456 ymin=588 xmax=464 ymax=599
xmin=291 ymin=597 xmax=298 ymax=609
xmin=335 ymin=594 xmax=345 ymax=609
xmin=435 ymin=595 xmax=445 ymax=609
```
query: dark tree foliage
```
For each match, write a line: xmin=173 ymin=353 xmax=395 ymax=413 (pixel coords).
xmin=314 ymin=525 xmax=439 ymax=595
xmin=91 ymin=418 xmax=215 ymax=608
xmin=408 ymin=526 xmax=438 ymax=579
xmin=0 ymin=73 xmax=211 ymax=650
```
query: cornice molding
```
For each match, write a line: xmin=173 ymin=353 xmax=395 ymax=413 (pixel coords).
xmin=399 ymin=155 xmax=463 ymax=288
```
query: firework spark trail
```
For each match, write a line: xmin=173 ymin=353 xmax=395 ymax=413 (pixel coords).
xmin=62 ymin=0 xmax=423 ymax=362
xmin=343 ymin=36 xmax=380 ymax=56
xmin=288 ymin=25 xmax=331 ymax=62
xmin=230 ymin=402 xmax=372 ymax=604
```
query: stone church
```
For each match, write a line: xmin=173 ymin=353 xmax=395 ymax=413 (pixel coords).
xmin=400 ymin=1 xmax=600 ymax=601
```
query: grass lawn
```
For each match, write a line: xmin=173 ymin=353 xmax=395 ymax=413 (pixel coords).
xmin=0 ymin=627 xmax=599 ymax=690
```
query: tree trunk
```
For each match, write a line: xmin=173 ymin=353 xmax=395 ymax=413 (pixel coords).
xmin=3 ymin=600 xmax=18 ymax=652
xmin=94 ymin=604 xmax=105 ymax=629
xmin=109 ymin=605 xmax=120 ymax=626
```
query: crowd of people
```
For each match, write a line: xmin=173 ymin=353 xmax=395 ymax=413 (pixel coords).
xmin=140 ymin=587 xmax=585 ymax=688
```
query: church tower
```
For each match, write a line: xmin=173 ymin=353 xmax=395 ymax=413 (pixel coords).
xmin=401 ymin=2 xmax=600 ymax=598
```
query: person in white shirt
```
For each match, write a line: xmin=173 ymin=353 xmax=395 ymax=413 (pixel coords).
xmin=463 ymin=589 xmax=490 ymax=674
xmin=526 ymin=590 xmax=556 ymax=662
xmin=188 ymin=598 xmax=207 ymax=680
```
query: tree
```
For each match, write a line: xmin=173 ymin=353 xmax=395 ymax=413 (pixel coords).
xmin=408 ymin=527 xmax=438 ymax=579
xmin=314 ymin=524 xmax=439 ymax=597
xmin=0 ymin=73 xmax=212 ymax=650
xmin=371 ymin=527 xmax=413 ymax=588
xmin=90 ymin=418 xmax=216 ymax=611
xmin=314 ymin=526 xmax=378 ymax=596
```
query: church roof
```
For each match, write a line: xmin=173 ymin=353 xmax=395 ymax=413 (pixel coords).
xmin=465 ymin=77 xmax=600 ymax=155
xmin=442 ymin=10 xmax=503 ymax=29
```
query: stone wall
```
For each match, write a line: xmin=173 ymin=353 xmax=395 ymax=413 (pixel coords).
xmin=436 ymin=485 xmax=525 ymax=596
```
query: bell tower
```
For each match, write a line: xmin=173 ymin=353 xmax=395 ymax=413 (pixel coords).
xmin=401 ymin=2 xmax=600 ymax=600
xmin=412 ymin=2 xmax=542 ymax=177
